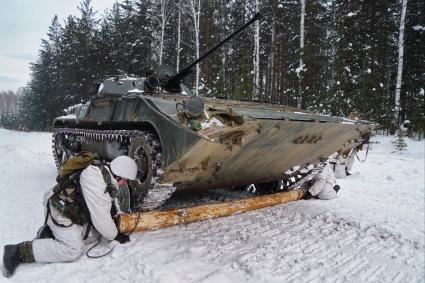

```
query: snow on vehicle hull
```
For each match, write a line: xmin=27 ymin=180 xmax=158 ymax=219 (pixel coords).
xmin=163 ymin=117 xmax=372 ymax=190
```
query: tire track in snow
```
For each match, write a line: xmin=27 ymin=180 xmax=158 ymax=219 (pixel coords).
xmin=168 ymin=205 xmax=424 ymax=283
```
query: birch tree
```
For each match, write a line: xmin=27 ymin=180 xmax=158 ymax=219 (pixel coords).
xmin=154 ymin=0 xmax=172 ymax=65
xmin=328 ymin=1 xmax=337 ymax=89
xmin=0 ymin=91 xmax=20 ymax=115
xmin=252 ymin=0 xmax=260 ymax=100
xmin=176 ymin=0 xmax=182 ymax=71
xmin=297 ymin=0 xmax=306 ymax=108
xmin=269 ymin=9 xmax=277 ymax=102
xmin=181 ymin=0 xmax=202 ymax=96
xmin=394 ymin=0 xmax=408 ymax=122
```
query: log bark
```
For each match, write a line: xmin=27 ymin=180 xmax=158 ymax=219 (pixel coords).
xmin=118 ymin=188 xmax=305 ymax=233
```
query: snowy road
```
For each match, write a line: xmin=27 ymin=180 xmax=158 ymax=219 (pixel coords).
xmin=0 ymin=129 xmax=424 ymax=282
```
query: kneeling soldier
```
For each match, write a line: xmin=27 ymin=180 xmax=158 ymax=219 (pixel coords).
xmin=2 ymin=154 xmax=137 ymax=278
xmin=306 ymin=163 xmax=341 ymax=200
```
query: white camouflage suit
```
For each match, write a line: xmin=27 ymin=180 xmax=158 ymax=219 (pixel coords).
xmin=308 ymin=163 xmax=337 ymax=200
xmin=32 ymin=165 xmax=119 ymax=263
xmin=328 ymin=151 xmax=356 ymax=179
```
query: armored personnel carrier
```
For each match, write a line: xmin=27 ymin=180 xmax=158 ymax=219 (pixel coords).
xmin=52 ymin=13 xmax=374 ymax=211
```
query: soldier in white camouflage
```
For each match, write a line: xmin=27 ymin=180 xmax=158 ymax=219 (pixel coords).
xmin=2 ymin=155 xmax=137 ymax=278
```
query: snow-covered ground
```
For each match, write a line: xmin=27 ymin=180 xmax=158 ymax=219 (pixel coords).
xmin=0 ymin=129 xmax=424 ymax=282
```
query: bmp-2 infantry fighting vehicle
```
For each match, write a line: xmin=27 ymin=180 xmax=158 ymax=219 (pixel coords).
xmin=52 ymin=13 xmax=374 ymax=211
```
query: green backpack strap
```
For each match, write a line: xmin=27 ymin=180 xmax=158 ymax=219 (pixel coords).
xmin=99 ymin=165 xmax=115 ymax=197
xmin=99 ymin=165 xmax=132 ymax=215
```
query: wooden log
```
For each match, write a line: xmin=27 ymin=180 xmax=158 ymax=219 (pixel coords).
xmin=118 ymin=188 xmax=305 ymax=233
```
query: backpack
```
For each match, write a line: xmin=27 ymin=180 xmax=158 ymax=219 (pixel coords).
xmin=47 ymin=152 xmax=113 ymax=229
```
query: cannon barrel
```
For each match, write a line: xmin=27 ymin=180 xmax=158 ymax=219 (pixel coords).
xmin=164 ymin=12 xmax=261 ymax=91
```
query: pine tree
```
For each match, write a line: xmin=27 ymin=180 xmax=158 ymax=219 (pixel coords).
xmin=26 ymin=15 xmax=63 ymax=130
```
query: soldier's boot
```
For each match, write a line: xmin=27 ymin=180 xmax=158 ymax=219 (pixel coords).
xmin=2 ymin=241 xmax=35 ymax=278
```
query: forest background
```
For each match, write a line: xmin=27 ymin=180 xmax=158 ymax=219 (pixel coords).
xmin=0 ymin=0 xmax=424 ymax=136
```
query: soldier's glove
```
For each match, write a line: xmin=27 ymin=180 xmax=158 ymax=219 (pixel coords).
xmin=303 ymin=191 xmax=314 ymax=200
xmin=114 ymin=233 xmax=130 ymax=244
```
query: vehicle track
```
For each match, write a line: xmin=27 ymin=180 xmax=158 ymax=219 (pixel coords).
xmin=167 ymin=204 xmax=424 ymax=282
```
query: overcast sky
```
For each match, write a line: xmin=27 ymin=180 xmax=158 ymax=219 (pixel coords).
xmin=0 ymin=0 xmax=117 ymax=92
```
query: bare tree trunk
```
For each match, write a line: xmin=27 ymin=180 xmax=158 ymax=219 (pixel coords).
xmin=220 ymin=2 xmax=227 ymax=97
xmin=0 ymin=92 xmax=19 ymax=115
xmin=187 ymin=0 xmax=201 ymax=96
xmin=176 ymin=1 xmax=181 ymax=71
xmin=159 ymin=10 xmax=165 ymax=65
xmin=270 ymin=10 xmax=277 ymax=103
xmin=329 ymin=1 xmax=336 ymax=89
xmin=158 ymin=0 xmax=170 ymax=65
xmin=297 ymin=0 xmax=306 ymax=109
xmin=195 ymin=0 xmax=201 ymax=96
xmin=394 ymin=0 xmax=408 ymax=123
xmin=252 ymin=0 xmax=260 ymax=100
